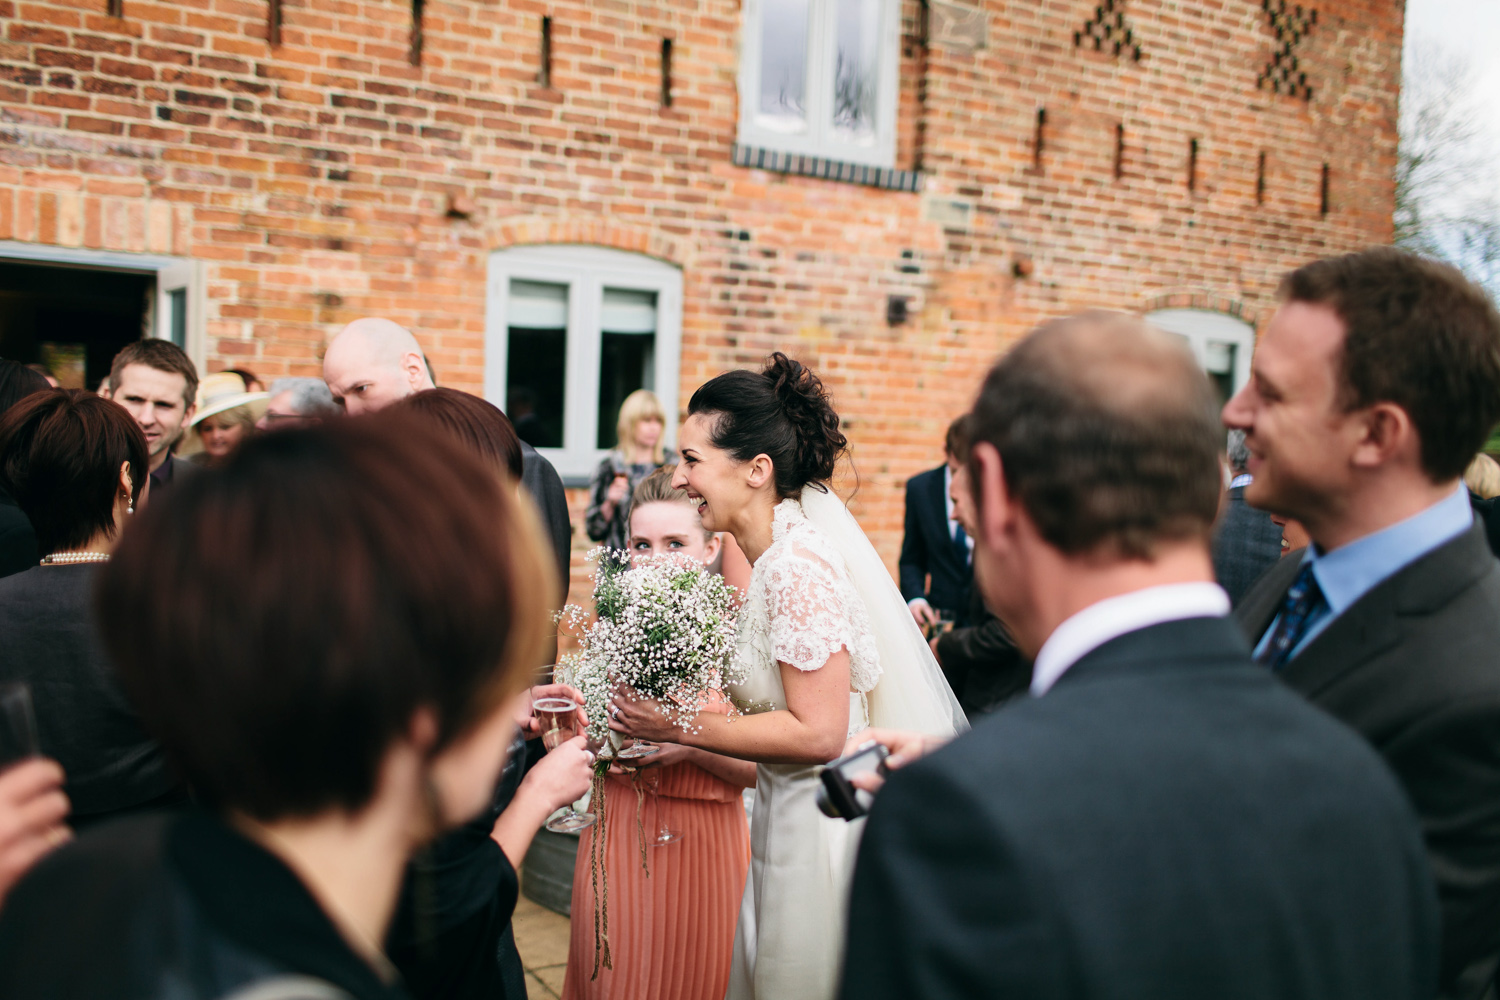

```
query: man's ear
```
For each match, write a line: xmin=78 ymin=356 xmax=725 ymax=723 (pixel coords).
xmin=402 ymin=352 xmax=429 ymax=387
xmin=971 ymin=442 xmax=1012 ymax=548
xmin=1351 ymin=402 xmax=1418 ymax=472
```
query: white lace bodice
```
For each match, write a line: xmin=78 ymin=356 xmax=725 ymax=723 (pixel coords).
xmin=726 ymin=497 xmax=882 ymax=717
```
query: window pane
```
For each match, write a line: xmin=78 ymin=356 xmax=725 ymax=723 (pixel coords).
xmin=597 ymin=288 xmax=657 ymax=450
xmin=507 ymin=279 xmax=568 ymax=449
xmin=757 ymin=0 xmax=810 ymax=133
xmin=833 ymin=0 xmax=880 ymax=143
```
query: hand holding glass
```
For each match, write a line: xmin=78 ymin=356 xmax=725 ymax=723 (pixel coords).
xmin=533 ymin=697 xmax=597 ymax=833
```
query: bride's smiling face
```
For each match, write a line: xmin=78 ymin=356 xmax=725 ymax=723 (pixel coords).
xmin=671 ymin=413 xmax=766 ymax=533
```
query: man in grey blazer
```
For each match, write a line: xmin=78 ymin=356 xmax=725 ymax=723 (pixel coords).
xmin=1225 ymin=248 xmax=1500 ymax=999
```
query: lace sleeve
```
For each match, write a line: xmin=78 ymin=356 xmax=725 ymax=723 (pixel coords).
xmin=763 ymin=546 xmax=855 ymax=673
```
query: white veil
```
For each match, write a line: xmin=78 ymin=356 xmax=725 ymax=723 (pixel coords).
xmin=799 ymin=484 xmax=969 ymax=738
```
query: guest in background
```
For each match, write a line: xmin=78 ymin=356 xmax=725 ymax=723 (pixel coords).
xmin=221 ymin=367 xmax=264 ymax=393
xmin=106 ymin=339 xmax=199 ymax=494
xmin=23 ymin=364 xmax=57 ymax=388
xmin=928 ymin=455 xmax=1031 ymax=717
xmin=0 ymin=758 xmax=69 ymax=911
xmin=1464 ymin=454 xmax=1500 ymax=556
xmin=1225 ymin=248 xmax=1500 ymax=998
xmin=841 ymin=313 xmax=1437 ymax=1000
xmin=1211 ymin=429 xmax=1284 ymax=605
xmin=900 ymin=417 xmax=975 ymax=631
xmin=256 ymin=376 xmax=339 ymax=430
xmin=323 ymin=319 xmax=573 ymax=591
xmin=0 ymin=390 xmax=183 ymax=827
xmin=586 ymin=389 xmax=674 ymax=552
xmin=563 ymin=467 xmax=756 ymax=1000
xmin=387 ymin=386 xmax=594 ymax=1000
xmin=0 ymin=361 xmax=50 ymax=579
xmin=0 ymin=411 xmax=567 ymax=999
xmin=182 ymin=372 xmax=267 ymax=469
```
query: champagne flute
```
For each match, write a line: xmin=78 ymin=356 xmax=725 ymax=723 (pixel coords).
xmin=646 ymin=767 xmax=682 ymax=848
xmin=534 ymin=697 xmax=597 ymax=833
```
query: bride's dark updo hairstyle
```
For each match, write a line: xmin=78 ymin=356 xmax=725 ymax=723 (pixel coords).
xmin=688 ymin=352 xmax=847 ymax=498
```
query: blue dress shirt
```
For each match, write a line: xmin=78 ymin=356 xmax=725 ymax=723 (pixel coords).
xmin=1254 ymin=485 xmax=1475 ymax=660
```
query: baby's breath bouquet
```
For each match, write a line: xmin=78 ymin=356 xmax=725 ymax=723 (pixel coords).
xmin=557 ymin=547 xmax=742 ymax=753
xmin=555 ymin=548 xmax=741 ymax=978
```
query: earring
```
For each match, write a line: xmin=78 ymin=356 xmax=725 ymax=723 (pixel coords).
xmin=125 ymin=493 xmax=134 ymax=514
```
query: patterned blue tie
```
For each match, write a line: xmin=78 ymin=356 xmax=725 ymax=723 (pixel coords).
xmin=954 ymin=523 xmax=970 ymax=565
xmin=1255 ymin=561 xmax=1327 ymax=670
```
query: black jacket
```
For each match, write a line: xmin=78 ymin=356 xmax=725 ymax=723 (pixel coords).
xmin=0 ymin=811 xmax=411 ymax=1000
xmin=1211 ymin=484 xmax=1283 ymax=605
xmin=898 ymin=465 xmax=972 ymax=618
xmin=1236 ymin=522 xmax=1500 ymax=998
xmin=842 ymin=616 xmax=1438 ymax=1000
xmin=520 ymin=442 xmax=572 ymax=600
xmin=932 ymin=586 xmax=1031 ymax=716
xmin=0 ymin=483 xmax=37 ymax=580
xmin=0 ymin=565 xmax=181 ymax=822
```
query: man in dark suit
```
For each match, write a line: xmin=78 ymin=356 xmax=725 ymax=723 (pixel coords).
xmin=1211 ymin=429 xmax=1284 ymax=603
xmin=1225 ymin=249 xmax=1500 ymax=999
xmin=841 ymin=313 xmax=1438 ymax=1000
xmin=899 ymin=416 xmax=974 ymax=629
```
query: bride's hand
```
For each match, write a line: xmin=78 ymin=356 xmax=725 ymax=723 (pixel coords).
xmin=607 ymin=684 xmax=676 ymax=743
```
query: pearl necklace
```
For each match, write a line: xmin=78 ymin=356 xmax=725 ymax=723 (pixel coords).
xmin=39 ymin=552 xmax=111 ymax=566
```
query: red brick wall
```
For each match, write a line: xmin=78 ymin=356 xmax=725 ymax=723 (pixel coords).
xmin=0 ymin=0 xmax=1404 ymax=595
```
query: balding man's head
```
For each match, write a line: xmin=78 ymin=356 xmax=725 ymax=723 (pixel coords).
xmin=323 ymin=317 xmax=435 ymax=415
xmin=968 ymin=311 xmax=1222 ymax=560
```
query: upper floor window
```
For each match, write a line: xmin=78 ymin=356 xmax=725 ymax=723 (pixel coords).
xmin=738 ymin=0 xmax=900 ymax=168
xmin=485 ymin=246 xmax=683 ymax=481
xmin=1146 ymin=308 xmax=1255 ymax=408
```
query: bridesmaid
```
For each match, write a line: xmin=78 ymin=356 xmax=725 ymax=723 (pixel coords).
xmin=562 ymin=467 xmax=756 ymax=1000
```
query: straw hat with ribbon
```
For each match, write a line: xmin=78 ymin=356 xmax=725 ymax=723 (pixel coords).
xmin=179 ymin=372 xmax=269 ymax=456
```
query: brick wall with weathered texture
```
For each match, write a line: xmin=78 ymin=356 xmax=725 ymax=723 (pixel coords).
xmin=0 ymin=0 xmax=1404 ymax=591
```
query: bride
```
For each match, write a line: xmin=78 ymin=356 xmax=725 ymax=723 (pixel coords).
xmin=609 ymin=353 xmax=967 ymax=1000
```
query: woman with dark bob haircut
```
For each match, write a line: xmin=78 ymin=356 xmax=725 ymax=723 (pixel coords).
xmin=386 ymin=387 xmax=593 ymax=1000
xmin=0 ymin=389 xmax=183 ymax=829
xmin=0 ymin=411 xmax=572 ymax=1000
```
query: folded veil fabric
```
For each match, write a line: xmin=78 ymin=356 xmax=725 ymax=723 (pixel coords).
xmin=798 ymin=484 xmax=969 ymax=739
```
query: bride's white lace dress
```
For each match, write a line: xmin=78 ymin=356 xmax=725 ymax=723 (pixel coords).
xmin=724 ymin=492 xmax=965 ymax=1000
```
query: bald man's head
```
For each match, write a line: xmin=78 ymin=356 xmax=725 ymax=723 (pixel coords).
xmin=323 ymin=318 xmax=435 ymax=415
xmin=967 ymin=311 xmax=1223 ymax=560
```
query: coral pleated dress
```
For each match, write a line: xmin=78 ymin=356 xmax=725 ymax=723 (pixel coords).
xmin=561 ymin=756 xmax=750 ymax=1000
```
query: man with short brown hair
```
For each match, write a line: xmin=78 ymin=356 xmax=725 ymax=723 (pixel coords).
xmin=107 ymin=340 xmax=199 ymax=493
xmin=1226 ymin=248 xmax=1500 ymax=999
xmin=841 ymin=313 xmax=1437 ymax=1000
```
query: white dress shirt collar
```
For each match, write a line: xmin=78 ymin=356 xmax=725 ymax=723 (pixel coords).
xmin=1030 ymin=582 xmax=1231 ymax=696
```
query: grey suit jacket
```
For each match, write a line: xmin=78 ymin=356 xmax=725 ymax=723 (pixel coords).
xmin=1211 ymin=485 xmax=1283 ymax=605
xmin=1235 ymin=523 xmax=1500 ymax=999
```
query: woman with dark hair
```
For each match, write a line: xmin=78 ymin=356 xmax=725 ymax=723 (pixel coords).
xmin=610 ymin=354 xmax=965 ymax=1000
xmin=387 ymin=385 xmax=592 ymax=1000
xmin=0 ymin=389 xmax=182 ymax=828
xmin=0 ymin=411 xmax=578 ymax=999
xmin=398 ymin=387 xmax=524 ymax=481
xmin=0 ymin=360 xmax=50 ymax=578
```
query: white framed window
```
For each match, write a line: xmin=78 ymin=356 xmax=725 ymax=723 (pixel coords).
xmin=1146 ymin=308 xmax=1256 ymax=408
xmin=485 ymin=246 xmax=683 ymax=482
xmin=737 ymin=0 xmax=900 ymax=168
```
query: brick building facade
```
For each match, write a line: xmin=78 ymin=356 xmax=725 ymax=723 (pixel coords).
xmin=0 ymin=0 xmax=1403 ymax=587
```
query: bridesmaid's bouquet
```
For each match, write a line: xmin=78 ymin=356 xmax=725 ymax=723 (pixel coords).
xmin=556 ymin=549 xmax=742 ymax=977
xmin=557 ymin=548 xmax=742 ymax=754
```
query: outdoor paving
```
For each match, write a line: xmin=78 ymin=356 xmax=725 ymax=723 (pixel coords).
xmin=513 ymin=888 xmax=573 ymax=999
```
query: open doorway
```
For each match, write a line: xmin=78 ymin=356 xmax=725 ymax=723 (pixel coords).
xmin=0 ymin=261 xmax=156 ymax=391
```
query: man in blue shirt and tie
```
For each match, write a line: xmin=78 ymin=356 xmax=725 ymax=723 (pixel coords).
xmin=1226 ymin=248 xmax=1500 ymax=1000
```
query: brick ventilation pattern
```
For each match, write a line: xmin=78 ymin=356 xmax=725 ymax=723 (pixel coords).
xmin=1258 ymin=0 xmax=1316 ymax=101
xmin=1073 ymin=1 xmax=1142 ymax=62
xmin=732 ymin=144 xmax=921 ymax=193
